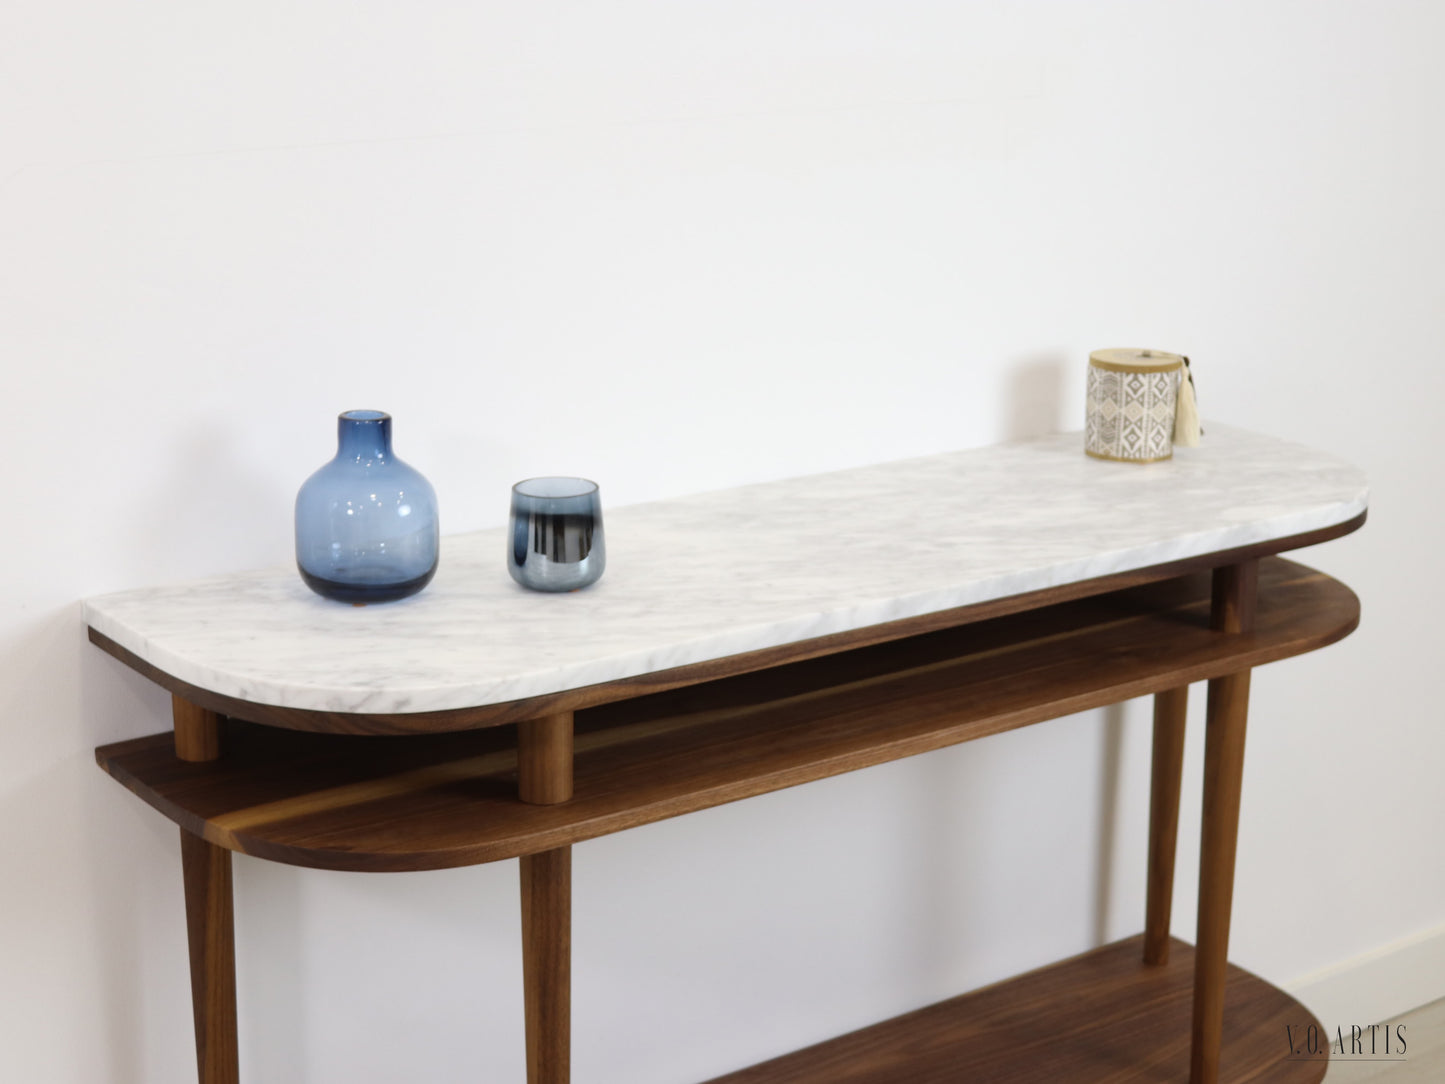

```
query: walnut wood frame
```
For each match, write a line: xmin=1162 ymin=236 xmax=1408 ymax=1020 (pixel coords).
xmin=95 ymin=540 xmax=1362 ymax=1084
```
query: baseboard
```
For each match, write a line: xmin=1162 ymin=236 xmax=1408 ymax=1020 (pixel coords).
xmin=1285 ymin=920 xmax=1445 ymax=1028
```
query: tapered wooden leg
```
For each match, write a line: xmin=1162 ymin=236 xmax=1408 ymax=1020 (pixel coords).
xmin=518 ymin=712 xmax=574 ymax=1084
xmin=522 ymin=847 xmax=571 ymax=1084
xmin=1190 ymin=560 xmax=1258 ymax=1084
xmin=173 ymin=694 xmax=222 ymax=762
xmin=180 ymin=830 xmax=239 ymax=1084
xmin=1143 ymin=685 xmax=1189 ymax=966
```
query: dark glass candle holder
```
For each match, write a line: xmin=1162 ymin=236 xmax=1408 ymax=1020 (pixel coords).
xmin=294 ymin=410 xmax=439 ymax=603
xmin=508 ymin=477 xmax=605 ymax=592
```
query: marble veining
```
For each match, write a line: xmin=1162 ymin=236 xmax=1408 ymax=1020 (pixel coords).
xmin=84 ymin=425 xmax=1369 ymax=715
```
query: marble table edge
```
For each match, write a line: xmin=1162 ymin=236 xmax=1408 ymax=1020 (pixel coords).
xmin=83 ymin=492 xmax=1368 ymax=717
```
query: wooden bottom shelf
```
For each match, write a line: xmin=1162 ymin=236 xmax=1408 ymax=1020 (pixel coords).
xmin=703 ymin=936 xmax=1326 ymax=1084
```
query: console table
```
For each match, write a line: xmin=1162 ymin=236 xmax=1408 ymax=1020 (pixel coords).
xmin=88 ymin=425 xmax=1367 ymax=1084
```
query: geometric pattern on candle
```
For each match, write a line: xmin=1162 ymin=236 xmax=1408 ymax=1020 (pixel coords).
xmin=1086 ymin=364 xmax=1179 ymax=462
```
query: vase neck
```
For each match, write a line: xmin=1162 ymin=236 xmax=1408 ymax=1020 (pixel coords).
xmin=336 ymin=411 xmax=393 ymax=463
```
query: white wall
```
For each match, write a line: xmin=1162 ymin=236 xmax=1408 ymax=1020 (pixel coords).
xmin=2 ymin=3 xmax=1441 ymax=1081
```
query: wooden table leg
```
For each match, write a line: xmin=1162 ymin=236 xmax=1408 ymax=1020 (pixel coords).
xmin=1143 ymin=685 xmax=1188 ymax=966
xmin=181 ymin=830 xmax=239 ymax=1084
xmin=522 ymin=848 xmax=571 ymax=1084
xmin=518 ymin=713 xmax=574 ymax=1084
xmin=1190 ymin=560 xmax=1258 ymax=1084
xmin=172 ymin=694 xmax=240 ymax=1083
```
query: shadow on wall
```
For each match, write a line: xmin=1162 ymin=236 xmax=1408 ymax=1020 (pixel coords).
xmin=901 ymin=350 xmax=1133 ymax=989
xmin=120 ymin=419 xmax=296 ymax=583
xmin=1092 ymin=703 xmax=1126 ymax=946
xmin=77 ymin=614 xmax=183 ymax=1082
xmin=1008 ymin=352 xmax=1130 ymax=945
xmin=0 ymin=605 xmax=177 ymax=1082
xmin=1000 ymin=350 xmax=1130 ymax=946
xmin=1003 ymin=352 xmax=1070 ymax=441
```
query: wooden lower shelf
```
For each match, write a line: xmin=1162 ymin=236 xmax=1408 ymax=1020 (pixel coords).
xmin=94 ymin=558 xmax=1358 ymax=872
xmin=703 ymin=936 xmax=1326 ymax=1084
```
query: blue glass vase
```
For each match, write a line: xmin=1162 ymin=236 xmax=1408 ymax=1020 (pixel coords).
xmin=295 ymin=410 xmax=439 ymax=603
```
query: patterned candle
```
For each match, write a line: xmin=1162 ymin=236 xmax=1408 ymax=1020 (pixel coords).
xmin=1084 ymin=348 xmax=1186 ymax=463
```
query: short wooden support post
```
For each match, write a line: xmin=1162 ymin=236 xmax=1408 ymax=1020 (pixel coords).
xmin=1190 ymin=559 xmax=1258 ymax=1084
xmin=518 ymin=712 xmax=574 ymax=1084
xmin=173 ymin=694 xmax=222 ymax=762
xmin=1143 ymin=684 xmax=1189 ymax=966
xmin=518 ymin=713 xmax=574 ymax=805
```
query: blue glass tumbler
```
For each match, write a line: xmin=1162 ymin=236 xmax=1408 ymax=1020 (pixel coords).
xmin=508 ymin=477 xmax=605 ymax=592
xmin=295 ymin=410 xmax=439 ymax=603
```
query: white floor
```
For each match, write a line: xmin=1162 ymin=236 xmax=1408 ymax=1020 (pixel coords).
xmin=1323 ymin=998 xmax=1445 ymax=1082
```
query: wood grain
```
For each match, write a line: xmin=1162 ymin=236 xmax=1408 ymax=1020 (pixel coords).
xmin=1144 ymin=685 xmax=1189 ymax=966
xmin=703 ymin=935 xmax=1327 ymax=1083
xmin=519 ymin=714 xmax=574 ymax=805
xmin=518 ymin=715 xmax=575 ymax=1083
xmin=86 ymin=511 xmax=1366 ymax=736
xmin=93 ymin=559 xmax=1358 ymax=873
xmin=173 ymin=695 xmax=221 ymax=762
xmin=180 ymin=830 xmax=239 ymax=1084
xmin=1212 ymin=561 xmax=1260 ymax=635
xmin=521 ymin=847 xmax=571 ymax=1084
xmin=1192 ymin=560 xmax=1260 ymax=1084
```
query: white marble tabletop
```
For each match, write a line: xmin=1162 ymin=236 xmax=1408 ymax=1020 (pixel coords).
xmin=84 ymin=425 xmax=1368 ymax=715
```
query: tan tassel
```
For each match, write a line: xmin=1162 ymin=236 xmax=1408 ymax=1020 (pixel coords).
xmin=1173 ymin=357 xmax=1202 ymax=447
